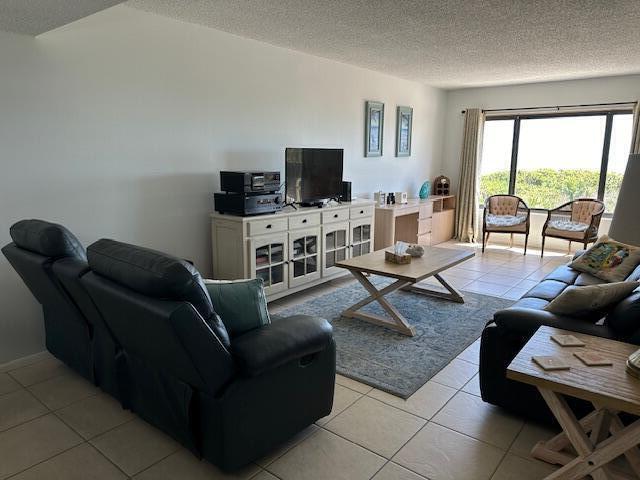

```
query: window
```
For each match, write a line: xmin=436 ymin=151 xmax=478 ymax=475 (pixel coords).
xmin=479 ymin=120 xmax=513 ymax=200
xmin=479 ymin=110 xmax=634 ymax=213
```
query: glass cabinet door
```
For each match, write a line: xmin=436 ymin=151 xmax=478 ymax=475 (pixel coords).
xmin=350 ymin=219 xmax=373 ymax=258
xmin=322 ymin=222 xmax=350 ymax=276
xmin=289 ymin=227 xmax=321 ymax=288
xmin=250 ymin=233 xmax=288 ymax=296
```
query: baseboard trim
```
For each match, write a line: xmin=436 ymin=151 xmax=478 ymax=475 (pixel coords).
xmin=0 ymin=350 xmax=50 ymax=373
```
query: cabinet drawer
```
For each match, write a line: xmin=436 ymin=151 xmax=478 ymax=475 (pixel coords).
xmin=418 ymin=218 xmax=432 ymax=235
xmin=247 ymin=217 xmax=288 ymax=236
xmin=419 ymin=203 xmax=433 ymax=219
xmin=322 ymin=208 xmax=349 ymax=224
xmin=350 ymin=205 xmax=374 ymax=220
xmin=289 ymin=212 xmax=321 ymax=230
xmin=417 ymin=233 xmax=431 ymax=246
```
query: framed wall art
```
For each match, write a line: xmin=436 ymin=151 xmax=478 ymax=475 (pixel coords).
xmin=365 ymin=101 xmax=384 ymax=157
xmin=396 ymin=106 xmax=413 ymax=157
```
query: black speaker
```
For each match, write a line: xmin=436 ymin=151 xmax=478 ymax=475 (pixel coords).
xmin=340 ymin=181 xmax=352 ymax=202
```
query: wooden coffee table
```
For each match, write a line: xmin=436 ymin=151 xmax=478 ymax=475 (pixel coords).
xmin=335 ymin=246 xmax=474 ymax=336
xmin=507 ymin=326 xmax=640 ymax=480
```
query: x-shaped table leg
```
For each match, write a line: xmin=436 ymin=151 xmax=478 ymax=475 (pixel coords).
xmin=534 ymin=388 xmax=640 ymax=480
xmin=341 ymin=271 xmax=417 ymax=336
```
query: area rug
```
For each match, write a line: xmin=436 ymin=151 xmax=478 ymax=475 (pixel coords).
xmin=274 ymin=276 xmax=513 ymax=398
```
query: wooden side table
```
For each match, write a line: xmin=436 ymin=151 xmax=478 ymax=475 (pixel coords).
xmin=507 ymin=326 xmax=640 ymax=480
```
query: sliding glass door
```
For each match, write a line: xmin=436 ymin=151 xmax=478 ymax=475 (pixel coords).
xmin=480 ymin=110 xmax=634 ymax=213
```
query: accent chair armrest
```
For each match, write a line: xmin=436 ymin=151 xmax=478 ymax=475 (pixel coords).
xmin=232 ymin=315 xmax=333 ymax=376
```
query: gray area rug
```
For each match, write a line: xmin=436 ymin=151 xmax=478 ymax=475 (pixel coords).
xmin=275 ymin=276 xmax=513 ymax=398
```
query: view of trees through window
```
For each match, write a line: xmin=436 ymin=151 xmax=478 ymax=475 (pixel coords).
xmin=479 ymin=112 xmax=633 ymax=213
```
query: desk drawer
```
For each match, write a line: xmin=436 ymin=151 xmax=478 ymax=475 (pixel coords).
xmin=418 ymin=218 xmax=432 ymax=235
xmin=247 ymin=217 xmax=288 ymax=236
xmin=322 ymin=208 xmax=349 ymax=224
xmin=419 ymin=203 xmax=433 ymax=219
xmin=418 ymin=233 xmax=431 ymax=246
xmin=350 ymin=205 xmax=374 ymax=220
xmin=289 ymin=212 xmax=321 ymax=230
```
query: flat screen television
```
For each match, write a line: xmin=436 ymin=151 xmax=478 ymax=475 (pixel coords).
xmin=285 ymin=148 xmax=343 ymax=205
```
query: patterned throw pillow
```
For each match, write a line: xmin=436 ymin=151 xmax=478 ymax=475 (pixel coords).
xmin=570 ymin=235 xmax=640 ymax=282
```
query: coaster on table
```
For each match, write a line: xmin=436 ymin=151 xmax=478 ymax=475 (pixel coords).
xmin=532 ymin=356 xmax=571 ymax=371
xmin=627 ymin=360 xmax=640 ymax=379
xmin=574 ymin=351 xmax=613 ymax=367
xmin=550 ymin=334 xmax=586 ymax=347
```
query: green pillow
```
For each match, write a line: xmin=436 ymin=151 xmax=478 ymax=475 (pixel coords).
xmin=204 ymin=278 xmax=271 ymax=337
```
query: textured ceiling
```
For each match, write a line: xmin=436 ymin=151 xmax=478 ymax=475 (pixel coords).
xmin=128 ymin=0 xmax=640 ymax=88
xmin=0 ymin=0 xmax=124 ymax=35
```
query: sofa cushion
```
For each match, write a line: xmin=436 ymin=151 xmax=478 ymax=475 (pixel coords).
xmin=607 ymin=291 xmax=640 ymax=336
xmin=542 ymin=265 xmax=580 ymax=285
xmin=87 ymin=239 xmax=230 ymax=349
xmin=10 ymin=219 xmax=86 ymax=260
xmin=570 ymin=235 xmax=640 ymax=283
xmin=574 ymin=273 xmax=605 ymax=287
xmin=545 ymin=282 xmax=640 ymax=316
xmin=524 ymin=280 xmax=569 ymax=301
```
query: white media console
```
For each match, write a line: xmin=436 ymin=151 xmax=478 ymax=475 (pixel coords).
xmin=210 ymin=199 xmax=375 ymax=301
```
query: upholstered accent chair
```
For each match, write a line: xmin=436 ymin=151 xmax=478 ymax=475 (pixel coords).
xmin=541 ymin=198 xmax=605 ymax=257
xmin=482 ymin=195 xmax=531 ymax=254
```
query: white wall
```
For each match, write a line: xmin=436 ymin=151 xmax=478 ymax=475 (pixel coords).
xmin=440 ymin=75 xmax=640 ymax=249
xmin=0 ymin=5 xmax=446 ymax=363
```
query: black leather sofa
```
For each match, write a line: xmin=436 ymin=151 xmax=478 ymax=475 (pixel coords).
xmin=2 ymin=221 xmax=336 ymax=471
xmin=480 ymin=257 xmax=640 ymax=424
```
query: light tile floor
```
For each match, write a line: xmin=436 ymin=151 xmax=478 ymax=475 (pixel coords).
xmin=0 ymin=242 xmax=569 ymax=479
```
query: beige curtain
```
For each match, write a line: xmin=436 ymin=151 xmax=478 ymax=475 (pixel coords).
xmin=454 ymin=108 xmax=484 ymax=243
xmin=631 ymin=102 xmax=640 ymax=154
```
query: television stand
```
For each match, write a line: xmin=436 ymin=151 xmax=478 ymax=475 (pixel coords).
xmin=210 ymin=199 xmax=376 ymax=300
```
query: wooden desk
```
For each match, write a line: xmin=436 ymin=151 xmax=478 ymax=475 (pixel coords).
xmin=374 ymin=196 xmax=455 ymax=251
xmin=507 ymin=326 xmax=640 ymax=480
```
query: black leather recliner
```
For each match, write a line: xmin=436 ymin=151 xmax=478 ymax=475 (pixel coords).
xmin=80 ymin=239 xmax=335 ymax=471
xmin=52 ymin=256 xmax=122 ymax=398
xmin=1 ymin=220 xmax=94 ymax=381
xmin=480 ymin=259 xmax=640 ymax=424
xmin=2 ymin=220 xmax=123 ymax=398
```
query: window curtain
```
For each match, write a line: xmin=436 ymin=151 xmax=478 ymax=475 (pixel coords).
xmin=454 ymin=108 xmax=485 ymax=243
xmin=632 ymin=101 xmax=640 ymax=154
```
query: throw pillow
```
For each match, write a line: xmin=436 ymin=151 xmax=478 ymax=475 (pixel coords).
xmin=569 ymin=235 xmax=640 ymax=282
xmin=544 ymin=281 xmax=640 ymax=316
xmin=204 ymin=278 xmax=271 ymax=337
